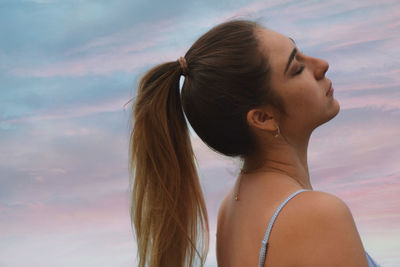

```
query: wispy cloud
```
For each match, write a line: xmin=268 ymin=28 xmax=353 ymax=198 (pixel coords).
xmin=1 ymin=96 xmax=129 ymax=124
xmin=339 ymin=93 xmax=400 ymax=111
xmin=8 ymin=18 xmax=180 ymax=77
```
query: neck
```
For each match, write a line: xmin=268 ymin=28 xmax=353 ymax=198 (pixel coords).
xmin=242 ymin=132 xmax=313 ymax=190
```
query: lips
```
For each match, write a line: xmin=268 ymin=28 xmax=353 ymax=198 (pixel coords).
xmin=326 ymin=81 xmax=333 ymax=96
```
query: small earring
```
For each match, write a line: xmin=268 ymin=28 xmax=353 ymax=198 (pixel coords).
xmin=273 ymin=125 xmax=280 ymax=138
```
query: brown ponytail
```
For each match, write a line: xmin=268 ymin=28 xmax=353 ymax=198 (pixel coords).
xmin=130 ymin=61 xmax=209 ymax=267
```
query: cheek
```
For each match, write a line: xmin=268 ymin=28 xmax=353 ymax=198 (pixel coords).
xmin=286 ymin=87 xmax=324 ymax=115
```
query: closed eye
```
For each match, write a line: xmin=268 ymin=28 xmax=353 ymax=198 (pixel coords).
xmin=294 ymin=65 xmax=305 ymax=75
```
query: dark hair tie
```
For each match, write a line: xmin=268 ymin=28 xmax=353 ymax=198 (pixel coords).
xmin=178 ymin=56 xmax=189 ymax=76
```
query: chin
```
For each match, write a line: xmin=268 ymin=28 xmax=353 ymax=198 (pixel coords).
xmin=331 ymin=98 xmax=341 ymax=118
xmin=323 ymin=99 xmax=341 ymax=124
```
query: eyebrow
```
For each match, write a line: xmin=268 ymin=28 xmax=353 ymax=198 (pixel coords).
xmin=284 ymin=47 xmax=297 ymax=74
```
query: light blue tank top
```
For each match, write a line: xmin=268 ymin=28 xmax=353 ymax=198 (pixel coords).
xmin=258 ymin=189 xmax=380 ymax=267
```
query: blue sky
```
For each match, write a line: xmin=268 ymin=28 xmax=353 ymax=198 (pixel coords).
xmin=1 ymin=0 xmax=399 ymax=266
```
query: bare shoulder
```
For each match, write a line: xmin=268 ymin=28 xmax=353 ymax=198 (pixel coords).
xmin=267 ymin=190 xmax=369 ymax=267
xmin=290 ymin=190 xmax=361 ymax=236
xmin=294 ymin=190 xmax=352 ymax=217
xmin=294 ymin=190 xmax=364 ymax=234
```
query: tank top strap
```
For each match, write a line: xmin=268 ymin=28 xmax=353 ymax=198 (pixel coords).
xmin=366 ymin=251 xmax=380 ymax=267
xmin=258 ymin=189 xmax=310 ymax=267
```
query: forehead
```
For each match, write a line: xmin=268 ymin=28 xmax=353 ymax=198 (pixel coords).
xmin=256 ymin=28 xmax=294 ymax=73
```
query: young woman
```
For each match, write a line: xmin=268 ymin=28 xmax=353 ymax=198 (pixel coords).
xmin=130 ymin=20 xmax=379 ymax=267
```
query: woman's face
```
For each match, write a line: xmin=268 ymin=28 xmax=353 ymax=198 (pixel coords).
xmin=256 ymin=27 xmax=340 ymax=137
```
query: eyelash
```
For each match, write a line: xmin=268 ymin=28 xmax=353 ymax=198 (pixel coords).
xmin=295 ymin=65 xmax=305 ymax=75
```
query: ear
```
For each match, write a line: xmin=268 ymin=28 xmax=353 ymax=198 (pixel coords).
xmin=246 ymin=107 xmax=277 ymax=132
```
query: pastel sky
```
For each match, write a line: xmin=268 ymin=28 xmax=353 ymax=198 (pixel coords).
xmin=1 ymin=0 xmax=399 ymax=266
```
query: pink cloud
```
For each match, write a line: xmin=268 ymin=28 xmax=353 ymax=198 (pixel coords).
xmin=339 ymin=94 xmax=400 ymax=111
xmin=333 ymin=173 xmax=400 ymax=228
xmin=324 ymin=36 xmax=390 ymax=51
xmin=1 ymin=97 xmax=129 ymax=123
xmin=8 ymin=48 xmax=178 ymax=77
xmin=8 ymin=19 xmax=183 ymax=77
xmin=1 ymin=190 xmax=130 ymax=236
xmin=335 ymin=81 xmax=400 ymax=92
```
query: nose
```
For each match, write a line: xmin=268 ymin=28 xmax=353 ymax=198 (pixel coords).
xmin=309 ymin=56 xmax=329 ymax=80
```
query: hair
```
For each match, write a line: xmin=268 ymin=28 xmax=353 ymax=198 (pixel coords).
xmin=129 ymin=20 xmax=286 ymax=267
